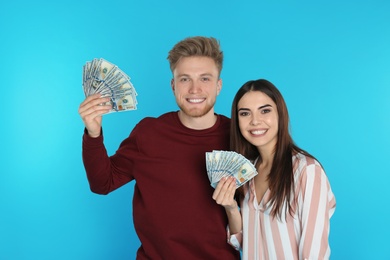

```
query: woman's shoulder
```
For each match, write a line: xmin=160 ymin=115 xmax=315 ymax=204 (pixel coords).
xmin=292 ymin=152 xmax=324 ymax=180
xmin=293 ymin=152 xmax=321 ymax=168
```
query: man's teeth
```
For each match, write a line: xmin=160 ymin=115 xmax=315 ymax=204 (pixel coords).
xmin=188 ymin=98 xmax=204 ymax=103
xmin=251 ymin=130 xmax=266 ymax=135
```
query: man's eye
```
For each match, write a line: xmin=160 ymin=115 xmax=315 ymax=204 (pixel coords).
xmin=201 ymin=77 xmax=210 ymax=82
xmin=180 ymin=78 xmax=189 ymax=82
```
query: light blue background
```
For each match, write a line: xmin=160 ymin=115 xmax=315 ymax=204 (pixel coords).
xmin=1 ymin=0 xmax=389 ymax=259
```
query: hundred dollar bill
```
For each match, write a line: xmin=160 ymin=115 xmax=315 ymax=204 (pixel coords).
xmin=82 ymin=58 xmax=138 ymax=113
xmin=205 ymin=150 xmax=258 ymax=188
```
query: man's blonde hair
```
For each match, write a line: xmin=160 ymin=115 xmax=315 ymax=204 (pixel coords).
xmin=167 ymin=36 xmax=223 ymax=76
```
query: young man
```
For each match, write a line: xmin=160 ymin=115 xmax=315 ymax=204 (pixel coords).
xmin=78 ymin=36 xmax=240 ymax=259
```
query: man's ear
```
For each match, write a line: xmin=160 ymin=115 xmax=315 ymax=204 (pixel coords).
xmin=217 ymin=78 xmax=222 ymax=95
xmin=171 ymin=78 xmax=175 ymax=92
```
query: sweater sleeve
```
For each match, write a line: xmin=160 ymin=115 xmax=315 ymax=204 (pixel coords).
xmin=299 ymin=162 xmax=336 ymax=259
xmin=227 ymin=226 xmax=243 ymax=251
xmin=82 ymin=128 xmax=134 ymax=194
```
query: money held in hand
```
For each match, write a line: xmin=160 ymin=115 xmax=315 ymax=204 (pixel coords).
xmin=82 ymin=58 xmax=138 ymax=113
xmin=205 ymin=150 xmax=258 ymax=188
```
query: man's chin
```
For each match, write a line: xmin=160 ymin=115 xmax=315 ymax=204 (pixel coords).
xmin=181 ymin=107 xmax=213 ymax=118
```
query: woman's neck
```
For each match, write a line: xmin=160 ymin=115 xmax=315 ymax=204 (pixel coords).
xmin=256 ymin=147 xmax=275 ymax=176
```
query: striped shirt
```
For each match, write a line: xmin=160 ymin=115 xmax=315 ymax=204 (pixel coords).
xmin=228 ymin=153 xmax=336 ymax=260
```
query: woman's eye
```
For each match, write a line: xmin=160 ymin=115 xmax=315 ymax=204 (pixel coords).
xmin=239 ymin=112 xmax=249 ymax=116
xmin=261 ymin=109 xmax=271 ymax=114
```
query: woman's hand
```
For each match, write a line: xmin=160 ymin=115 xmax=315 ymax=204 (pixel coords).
xmin=212 ymin=176 xmax=242 ymax=235
xmin=212 ymin=176 xmax=238 ymax=211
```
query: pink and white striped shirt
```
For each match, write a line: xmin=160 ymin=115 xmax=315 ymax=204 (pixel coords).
xmin=228 ymin=153 xmax=336 ymax=260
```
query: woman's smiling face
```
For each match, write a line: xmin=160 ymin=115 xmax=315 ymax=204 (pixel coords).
xmin=237 ymin=90 xmax=279 ymax=153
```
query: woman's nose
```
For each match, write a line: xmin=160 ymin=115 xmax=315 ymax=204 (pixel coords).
xmin=250 ymin=116 xmax=260 ymax=126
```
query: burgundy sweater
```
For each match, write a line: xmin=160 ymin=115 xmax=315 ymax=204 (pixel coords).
xmin=82 ymin=112 xmax=240 ymax=259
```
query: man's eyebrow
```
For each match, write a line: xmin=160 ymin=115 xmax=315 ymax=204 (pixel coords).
xmin=177 ymin=73 xmax=215 ymax=77
xmin=200 ymin=73 xmax=214 ymax=77
xmin=176 ymin=73 xmax=189 ymax=77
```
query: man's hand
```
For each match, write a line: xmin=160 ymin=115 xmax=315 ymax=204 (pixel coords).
xmin=78 ymin=94 xmax=112 ymax=138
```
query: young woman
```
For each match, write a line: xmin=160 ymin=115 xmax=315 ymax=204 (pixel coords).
xmin=212 ymin=79 xmax=336 ymax=259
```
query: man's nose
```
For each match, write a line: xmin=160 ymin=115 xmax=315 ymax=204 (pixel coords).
xmin=189 ymin=81 xmax=201 ymax=93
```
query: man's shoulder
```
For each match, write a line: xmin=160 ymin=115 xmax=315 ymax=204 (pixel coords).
xmin=137 ymin=112 xmax=177 ymax=127
xmin=217 ymin=113 xmax=230 ymax=121
xmin=216 ymin=113 xmax=231 ymax=127
xmin=137 ymin=112 xmax=230 ymax=130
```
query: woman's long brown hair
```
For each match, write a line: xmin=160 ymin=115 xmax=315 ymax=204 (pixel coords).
xmin=231 ymin=79 xmax=315 ymax=219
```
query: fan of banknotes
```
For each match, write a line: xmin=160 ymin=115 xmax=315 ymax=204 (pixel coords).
xmin=205 ymin=150 xmax=258 ymax=188
xmin=82 ymin=58 xmax=138 ymax=113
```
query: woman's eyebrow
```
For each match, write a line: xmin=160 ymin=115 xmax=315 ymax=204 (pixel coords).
xmin=259 ymin=104 xmax=272 ymax=109
xmin=238 ymin=104 xmax=272 ymax=111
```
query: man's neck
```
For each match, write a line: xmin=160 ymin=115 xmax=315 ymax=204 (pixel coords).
xmin=177 ymin=110 xmax=217 ymax=130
